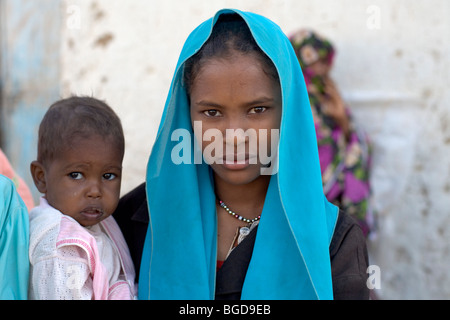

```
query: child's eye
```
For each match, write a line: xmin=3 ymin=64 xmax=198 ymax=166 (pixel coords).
xmin=203 ymin=109 xmax=222 ymax=117
xmin=68 ymin=172 xmax=83 ymax=180
xmin=103 ymin=173 xmax=117 ymax=181
xmin=249 ymin=106 xmax=267 ymax=114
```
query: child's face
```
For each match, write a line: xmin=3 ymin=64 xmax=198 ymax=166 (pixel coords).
xmin=189 ymin=53 xmax=282 ymax=186
xmin=40 ymin=134 xmax=122 ymax=227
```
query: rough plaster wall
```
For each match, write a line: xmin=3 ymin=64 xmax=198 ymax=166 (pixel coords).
xmin=0 ymin=0 xmax=61 ymax=192
xmin=59 ymin=0 xmax=450 ymax=299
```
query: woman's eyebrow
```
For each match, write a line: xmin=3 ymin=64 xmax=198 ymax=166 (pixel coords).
xmin=194 ymin=100 xmax=223 ymax=108
xmin=194 ymin=96 xmax=275 ymax=108
xmin=244 ymin=96 xmax=275 ymax=106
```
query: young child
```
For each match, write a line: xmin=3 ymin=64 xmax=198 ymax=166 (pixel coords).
xmin=115 ymin=10 xmax=369 ymax=300
xmin=29 ymin=96 xmax=136 ymax=300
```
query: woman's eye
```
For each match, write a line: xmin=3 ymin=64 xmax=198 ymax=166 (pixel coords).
xmin=68 ymin=172 xmax=83 ymax=180
xmin=103 ymin=173 xmax=117 ymax=181
xmin=203 ymin=109 xmax=221 ymax=117
xmin=249 ymin=106 xmax=267 ymax=114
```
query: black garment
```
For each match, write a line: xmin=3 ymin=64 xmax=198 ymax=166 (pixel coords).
xmin=114 ymin=183 xmax=370 ymax=299
xmin=113 ymin=183 xmax=149 ymax=280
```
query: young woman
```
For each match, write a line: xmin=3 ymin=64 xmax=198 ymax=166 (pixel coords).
xmin=115 ymin=9 xmax=369 ymax=300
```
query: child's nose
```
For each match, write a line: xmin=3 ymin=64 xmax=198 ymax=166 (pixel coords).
xmin=86 ymin=180 xmax=102 ymax=198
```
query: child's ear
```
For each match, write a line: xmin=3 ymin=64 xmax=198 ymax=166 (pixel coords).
xmin=30 ymin=161 xmax=47 ymax=194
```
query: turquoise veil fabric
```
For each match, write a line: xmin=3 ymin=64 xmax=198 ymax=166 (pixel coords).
xmin=0 ymin=174 xmax=29 ymax=300
xmin=139 ymin=9 xmax=338 ymax=300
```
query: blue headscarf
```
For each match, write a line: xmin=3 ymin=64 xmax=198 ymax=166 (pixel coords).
xmin=139 ymin=9 xmax=338 ymax=300
xmin=0 ymin=174 xmax=29 ymax=300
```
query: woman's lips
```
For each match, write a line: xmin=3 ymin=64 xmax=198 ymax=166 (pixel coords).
xmin=221 ymin=154 xmax=256 ymax=170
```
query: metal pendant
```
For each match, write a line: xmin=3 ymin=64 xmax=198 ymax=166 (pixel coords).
xmin=239 ymin=226 xmax=250 ymax=237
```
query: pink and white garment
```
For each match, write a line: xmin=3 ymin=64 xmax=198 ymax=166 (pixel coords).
xmin=29 ymin=198 xmax=136 ymax=300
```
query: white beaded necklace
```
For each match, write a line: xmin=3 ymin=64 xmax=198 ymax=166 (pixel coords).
xmin=219 ymin=200 xmax=261 ymax=236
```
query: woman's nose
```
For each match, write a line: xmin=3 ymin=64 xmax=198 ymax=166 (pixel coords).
xmin=223 ymin=117 xmax=250 ymax=145
xmin=224 ymin=128 xmax=249 ymax=146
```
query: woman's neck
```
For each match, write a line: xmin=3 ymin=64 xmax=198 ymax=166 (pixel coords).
xmin=214 ymin=174 xmax=271 ymax=218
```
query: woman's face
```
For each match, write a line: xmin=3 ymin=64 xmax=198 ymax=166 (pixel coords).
xmin=307 ymin=58 xmax=331 ymax=77
xmin=189 ymin=52 xmax=282 ymax=186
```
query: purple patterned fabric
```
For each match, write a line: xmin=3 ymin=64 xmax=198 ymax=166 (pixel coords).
xmin=290 ymin=29 xmax=374 ymax=236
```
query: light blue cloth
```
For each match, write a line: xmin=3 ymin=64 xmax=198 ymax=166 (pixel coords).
xmin=139 ymin=9 xmax=338 ymax=300
xmin=0 ymin=174 xmax=30 ymax=300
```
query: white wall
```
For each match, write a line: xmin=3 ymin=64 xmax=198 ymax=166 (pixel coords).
xmin=59 ymin=0 xmax=450 ymax=299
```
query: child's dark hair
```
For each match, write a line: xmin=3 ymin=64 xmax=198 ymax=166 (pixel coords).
xmin=37 ymin=96 xmax=125 ymax=167
xmin=183 ymin=13 xmax=279 ymax=96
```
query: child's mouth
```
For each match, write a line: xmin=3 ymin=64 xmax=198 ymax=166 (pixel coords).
xmin=81 ymin=207 xmax=104 ymax=219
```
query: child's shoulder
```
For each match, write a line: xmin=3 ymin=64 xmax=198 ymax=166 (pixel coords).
xmin=29 ymin=202 xmax=62 ymax=241
xmin=29 ymin=203 xmax=64 ymax=261
xmin=29 ymin=203 xmax=95 ymax=260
